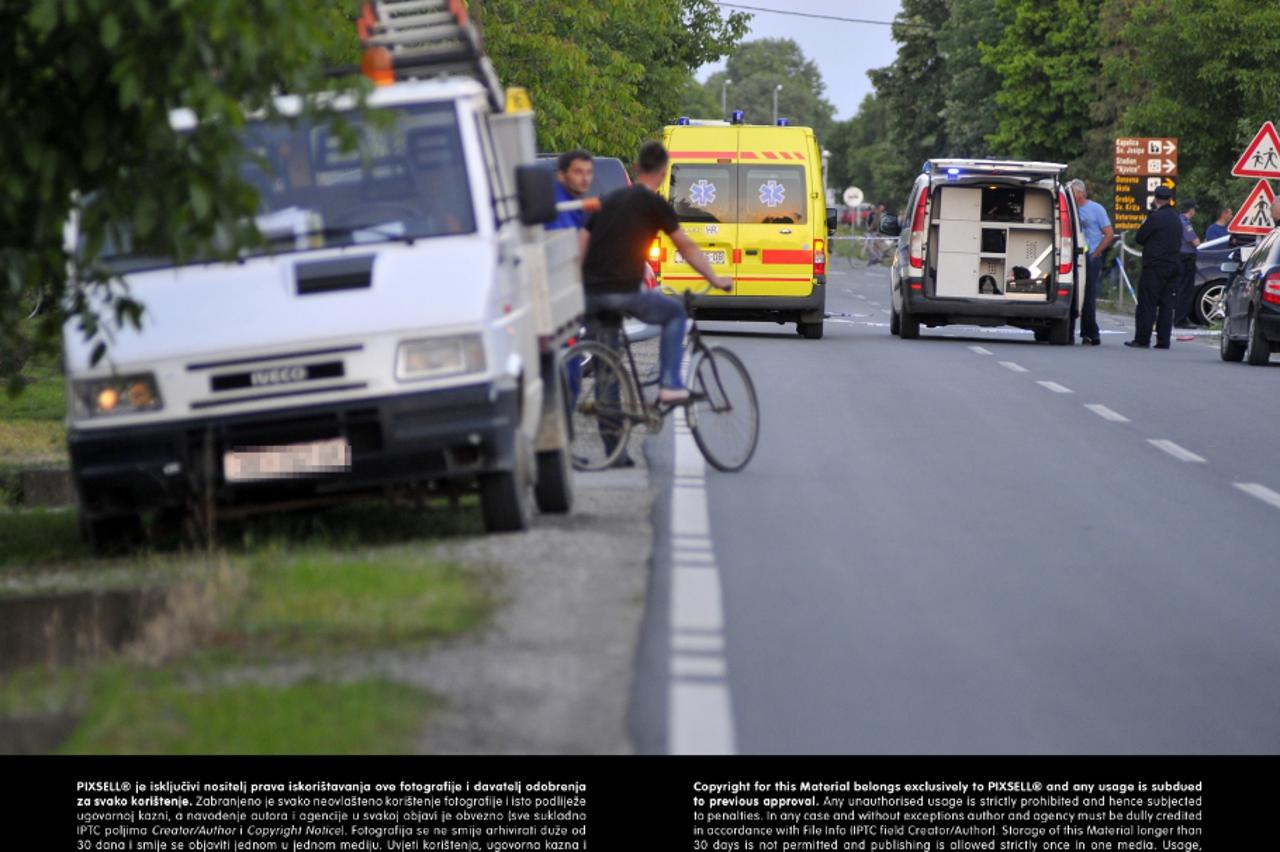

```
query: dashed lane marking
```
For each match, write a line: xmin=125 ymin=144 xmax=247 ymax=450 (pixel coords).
xmin=1148 ymin=439 xmax=1206 ymax=464
xmin=998 ymin=361 xmax=1029 ymax=373
xmin=968 ymin=346 xmax=993 ymax=355
xmin=1234 ymin=483 xmax=1280 ymax=511
xmin=1037 ymin=381 xmax=1073 ymax=394
xmin=1085 ymin=404 xmax=1130 ymax=423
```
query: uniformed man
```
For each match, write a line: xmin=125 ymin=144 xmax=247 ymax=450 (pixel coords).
xmin=1128 ymin=185 xmax=1184 ymax=349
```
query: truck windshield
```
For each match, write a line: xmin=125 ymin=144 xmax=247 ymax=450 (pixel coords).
xmin=100 ymin=102 xmax=475 ymax=272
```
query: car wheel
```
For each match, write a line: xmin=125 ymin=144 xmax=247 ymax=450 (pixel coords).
xmin=78 ymin=508 xmax=145 ymax=555
xmin=1245 ymin=310 xmax=1271 ymax=366
xmin=1220 ymin=316 xmax=1246 ymax=362
xmin=1195 ymin=280 xmax=1227 ymax=325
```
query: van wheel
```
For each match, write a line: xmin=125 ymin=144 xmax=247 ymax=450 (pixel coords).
xmin=889 ymin=304 xmax=901 ymax=335
xmin=1034 ymin=328 xmax=1050 ymax=343
xmin=798 ymin=321 xmax=824 ymax=340
xmin=1049 ymin=316 xmax=1073 ymax=345
xmin=1245 ymin=312 xmax=1271 ymax=365
xmin=899 ymin=302 xmax=920 ymax=340
xmin=479 ymin=439 xmax=533 ymax=532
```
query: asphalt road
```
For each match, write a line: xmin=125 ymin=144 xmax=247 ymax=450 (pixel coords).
xmin=635 ymin=261 xmax=1280 ymax=754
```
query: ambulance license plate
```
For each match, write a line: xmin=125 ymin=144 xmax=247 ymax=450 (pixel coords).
xmin=675 ymin=250 xmax=726 ymax=266
xmin=224 ymin=437 xmax=351 ymax=482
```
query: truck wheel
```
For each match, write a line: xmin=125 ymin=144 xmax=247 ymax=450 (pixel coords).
xmin=798 ymin=321 xmax=824 ymax=340
xmin=78 ymin=508 xmax=145 ymax=555
xmin=479 ymin=440 xmax=533 ymax=533
xmin=1245 ymin=312 xmax=1271 ymax=366
xmin=899 ymin=301 xmax=920 ymax=340
xmin=535 ymin=447 xmax=573 ymax=514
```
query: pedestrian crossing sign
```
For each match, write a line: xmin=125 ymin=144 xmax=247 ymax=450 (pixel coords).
xmin=1227 ymin=180 xmax=1275 ymax=235
xmin=1231 ymin=121 xmax=1280 ymax=179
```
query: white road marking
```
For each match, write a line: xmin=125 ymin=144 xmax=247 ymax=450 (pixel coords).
xmin=998 ymin=361 xmax=1029 ymax=373
xmin=668 ymin=400 xmax=736 ymax=755
xmin=1037 ymin=381 xmax=1073 ymax=394
xmin=1234 ymin=482 xmax=1280 ymax=511
xmin=968 ymin=346 xmax=993 ymax=355
xmin=1085 ymin=404 xmax=1130 ymax=423
xmin=1148 ymin=439 xmax=1206 ymax=463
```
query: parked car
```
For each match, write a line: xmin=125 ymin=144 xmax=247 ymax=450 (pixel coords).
xmin=1193 ymin=233 xmax=1256 ymax=325
xmin=1219 ymin=227 xmax=1280 ymax=365
xmin=535 ymin=154 xmax=631 ymax=198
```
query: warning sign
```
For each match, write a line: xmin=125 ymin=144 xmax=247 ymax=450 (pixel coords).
xmin=1231 ymin=121 xmax=1280 ymax=179
xmin=1228 ymin=180 xmax=1276 ymax=235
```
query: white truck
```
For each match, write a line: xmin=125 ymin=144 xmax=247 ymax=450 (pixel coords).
xmin=63 ymin=0 xmax=582 ymax=550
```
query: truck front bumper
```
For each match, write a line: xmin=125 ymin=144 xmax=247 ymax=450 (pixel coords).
xmin=69 ymin=382 xmax=519 ymax=517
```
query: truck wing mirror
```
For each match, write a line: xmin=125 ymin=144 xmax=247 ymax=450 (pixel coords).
xmin=878 ymin=213 xmax=902 ymax=236
xmin=516 ymin=165 xmax=558 ymax=225
xmin=825 ymin=207 xmax=838 ymax=235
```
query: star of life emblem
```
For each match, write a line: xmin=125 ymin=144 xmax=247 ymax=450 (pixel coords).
xmin=759 ymin=179 xmax=786 ymax=208
xmin=690 ymin=179 xmax=717 ymax=207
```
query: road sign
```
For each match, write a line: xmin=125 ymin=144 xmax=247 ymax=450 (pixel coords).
xmin=843 ymin=186 xmax=864 ymax=207
xmin=1113 ymin=137 xmax=1178 ymax=230
xmin=1113 ymin=137 xmax=1178 ymax=176
xmin=1227 ymin=180 xmax=1276 ymax=235
xmin=1231 ymin=121 xmax=1280 ymax=179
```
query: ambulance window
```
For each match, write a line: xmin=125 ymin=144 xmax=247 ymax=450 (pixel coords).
xmin=669 ymin=164 xmax=735 ymax=223
xmin=739 ymin=165 xmax=807 ymax=225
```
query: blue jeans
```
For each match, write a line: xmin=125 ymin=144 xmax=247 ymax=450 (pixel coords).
xmin=586 ymin=290 xmax=688 ymax=389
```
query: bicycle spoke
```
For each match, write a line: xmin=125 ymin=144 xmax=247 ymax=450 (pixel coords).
xmin=688 ymin=346 xmax=759 ymax=472
xmin=563 ymin=341 xmax=639 ymax=471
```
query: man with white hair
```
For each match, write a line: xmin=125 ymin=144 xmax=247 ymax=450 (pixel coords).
xmin=1070 ymin=179 xmax=1114 ymax=345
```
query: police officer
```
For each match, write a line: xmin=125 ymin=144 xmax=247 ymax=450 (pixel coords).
xmin=1128 ymin=185 xmax=1183 ymax=349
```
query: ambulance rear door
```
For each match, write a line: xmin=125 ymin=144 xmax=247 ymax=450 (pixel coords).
xmin=734 ymin=137 xmax=815 ymax=298
xmin=662 ymin=128 xmax=739 ymax=296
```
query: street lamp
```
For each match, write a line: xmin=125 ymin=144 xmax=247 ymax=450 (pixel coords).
xmin=721 ymin=78 xmax=732 ymax=121
xmin=772 ymin=83 xmax=783 ymax=124
xmin=821 ymin=148 xmax=831 ymax=199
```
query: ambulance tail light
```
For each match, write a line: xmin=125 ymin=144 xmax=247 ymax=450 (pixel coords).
xmin=813 ymin=239 xmax=826 ymax=277
xmin=908 ymin=190 xmax=928 ymax=270
xmin=1058 ymin=190 xmax=1075 ymax=275
xmin=1263 ymin=272 xmax=1280 ymax=305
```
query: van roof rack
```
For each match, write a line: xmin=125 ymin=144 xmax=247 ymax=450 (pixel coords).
xmin=358 ymin=0 xmax=505 ymax=110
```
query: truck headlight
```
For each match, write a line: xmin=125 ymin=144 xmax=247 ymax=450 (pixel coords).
xmin=396 ymin=334 xmax=485 ymax=381
xmin=72 ymin=374 xmax=163 ymax=418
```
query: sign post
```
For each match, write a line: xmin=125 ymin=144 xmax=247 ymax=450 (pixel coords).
xmin=1113 ymin=137 xmax=1178 ymax=231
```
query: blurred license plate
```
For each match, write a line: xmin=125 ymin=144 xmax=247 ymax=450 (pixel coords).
xmin=675 ymin=250 xmax=726 ymax=266
xmin=223 ymin=437 xmax=351 ymax=482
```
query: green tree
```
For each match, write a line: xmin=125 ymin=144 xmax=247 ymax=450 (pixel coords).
xmin=981 ymin=0 xmax=1102 ymax=166
xmin=867 ymin=0 xmax=950 ymax=192
xmin=827 ymin=95 xmax=900 ymax=209
xmin=1106 ymin=0 xmax=1280 ymax=223
xmin=718 ymin=38 xmax=836 ymax=137
xmin=937 ymin=0 xmax=1003 ymax=158
xmin=1 ymin=0 xmax=362 ymax=386
xmin=479 ymin=0 xmax=748 ymax=158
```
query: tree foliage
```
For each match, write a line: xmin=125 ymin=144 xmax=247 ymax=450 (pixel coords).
xmin=479 ymin=0 xmax=748 ymax=159
xmin=0 ymin=0 xmax=362 ymax=386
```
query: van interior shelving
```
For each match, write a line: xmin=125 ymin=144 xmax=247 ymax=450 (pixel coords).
xmin=928 ymin=185 xmax=1056 ymax=301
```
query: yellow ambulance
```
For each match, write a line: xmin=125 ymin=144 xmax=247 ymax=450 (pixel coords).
xmin=652 ymin=115 xmax=835 ymax=339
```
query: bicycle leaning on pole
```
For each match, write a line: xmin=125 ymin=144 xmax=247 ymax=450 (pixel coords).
xmin=562 ymin=285 xmax=760 ymax=473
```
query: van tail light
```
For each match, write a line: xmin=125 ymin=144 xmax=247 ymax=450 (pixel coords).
xmin=1058 ymin=190 xmax=1075 ymax=276
xmin=813 ymin=239 xmax=826 ymax=276
xmin=909 ymin=190 xmax=928 ymax=270
xmin=1263 ymin=272 xmax=1280 ymax=305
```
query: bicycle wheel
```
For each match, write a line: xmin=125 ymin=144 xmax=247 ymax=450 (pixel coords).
xmin=563 ymin=340 xmax=640 ymax=471
xmin=687 ymin=346 xmax=759 ymax=472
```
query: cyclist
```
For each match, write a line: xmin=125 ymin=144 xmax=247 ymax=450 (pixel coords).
xmin=579 ymin=141 xmax=732 ymax=406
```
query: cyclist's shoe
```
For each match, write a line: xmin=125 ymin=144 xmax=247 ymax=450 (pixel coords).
xmin=658 ymin=387 xmax=691 ymax=404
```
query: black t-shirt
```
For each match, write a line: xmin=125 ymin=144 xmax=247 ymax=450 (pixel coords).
xmin=582 ymin=185 xmax=680 ymax=295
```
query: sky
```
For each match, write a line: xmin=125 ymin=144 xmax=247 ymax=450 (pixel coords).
xmin=696 ymin=0 xmax=905 ymax=122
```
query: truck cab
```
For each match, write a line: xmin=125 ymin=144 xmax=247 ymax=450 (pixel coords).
xmin=63 ymin=0 xmax=581 ymax=549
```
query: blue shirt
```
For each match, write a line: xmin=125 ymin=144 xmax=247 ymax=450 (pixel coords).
xmin=1077 ymin=199 xmax=1111 ymax=253
xmin=1179 ymin=213 xmax=1199 ymax=254
xmin=1205 ymin=222 xmax=1229 ymax=242
xmin=546 ymin=181 xmax=586 ymax=231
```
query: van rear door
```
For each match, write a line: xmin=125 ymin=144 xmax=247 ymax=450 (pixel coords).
xmin=735 ymin=150 xmax=814 ymax=298
xmin=663 ymin=129 xmax=739 ymax=294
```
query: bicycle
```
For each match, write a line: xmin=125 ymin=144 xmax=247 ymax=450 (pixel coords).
xmin=563 ymin=286 xmax=760 ymax=473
